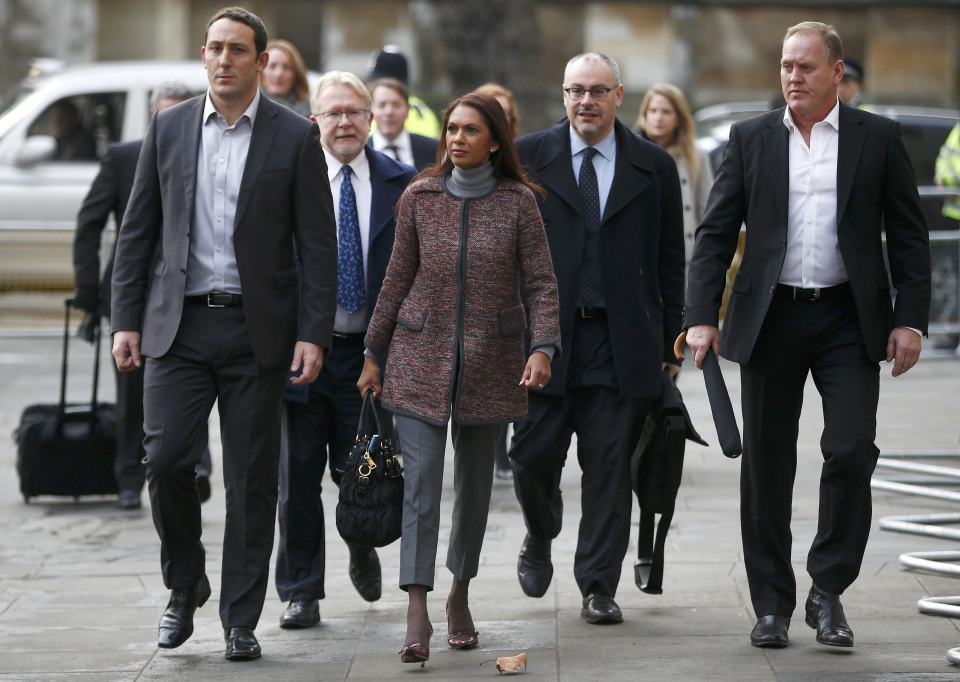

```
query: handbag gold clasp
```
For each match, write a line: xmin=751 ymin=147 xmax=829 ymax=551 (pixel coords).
xmin=358 ymin=452 xmax=377 ymax=479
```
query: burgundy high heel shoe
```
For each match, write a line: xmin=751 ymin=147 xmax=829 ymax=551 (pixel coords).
xmin=399 ymin=623 xmax=433 ymax=666
xmin=446 ymin=603 xmax=479 ymax=650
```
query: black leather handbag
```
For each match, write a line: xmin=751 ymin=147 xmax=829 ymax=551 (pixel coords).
xmin=336 ymin=391 xmax=404 ymax=548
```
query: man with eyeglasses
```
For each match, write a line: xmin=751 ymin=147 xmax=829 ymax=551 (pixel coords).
xmin=274 ymin=71 xmax=416 ymax=630
xmin=509 ymin=52 xmax=684 ymax=624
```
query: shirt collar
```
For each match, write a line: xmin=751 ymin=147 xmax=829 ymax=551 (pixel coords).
xmin=783 ymin=98 xmax=840 ymax=133
xmin=202 ymin=89 xmax=261 ymax=128
xmin=570 ymin=125 xmax=616 ymax=161
xmin=372 ymin=129 xmax=410 ymax=149
xmin=324 ymin=147 xmax=370 ymax=183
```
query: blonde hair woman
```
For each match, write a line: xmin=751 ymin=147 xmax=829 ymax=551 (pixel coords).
xmin=261 ymin=39 xmax=311 ymax=117
xmin=636 ymin=84 xmax=714 ymax=264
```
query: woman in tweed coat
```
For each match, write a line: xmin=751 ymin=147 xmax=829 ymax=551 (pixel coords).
xmin=358 ymin=92 xmax=560 ymax=664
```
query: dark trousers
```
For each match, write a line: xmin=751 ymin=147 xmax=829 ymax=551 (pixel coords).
xmin=143 ymin=304 xmax=287 ymax=629
xmin=509 ymin=317 xmax=650 ymax=598
xmin=741 ymin=284 xmax=880 ymax=617
xmin=275 ymin=336 xmax=365 ymax=602
xmin=113 ymin=363 xmax=212 ymax=493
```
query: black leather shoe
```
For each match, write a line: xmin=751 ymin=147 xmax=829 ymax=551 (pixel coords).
xmin=517 ymin=534 xmax=553 ymax=598
xmin=750 ymin=615 xmax=790 ymax=648
xmin=224 ymin=626 xmax=261 ymax=660
xmin=279 ymin=599 xmax=320 ymax=629
xmin=196 ymin=474 xmax=211 ymax=504
xmin=157 ymin=575 xmax=211 ymax=649
xmin=116 ymin=489 xmax=141 ymax=509
xmin=348 ymin=545 xmax=382 ymax=602
xmin=581 ymin=593 xmax=623 ymax=624
xmin=805 ymin=585 xmax=854 ymax=647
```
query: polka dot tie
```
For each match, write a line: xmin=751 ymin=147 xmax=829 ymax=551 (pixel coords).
xmin=577 ymin=146 xmax=605 ymax=307
xmin=337 ymin=165 xmax=365 ymax=314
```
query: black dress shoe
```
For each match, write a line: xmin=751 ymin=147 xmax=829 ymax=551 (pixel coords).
xmin=517 ymin=534 xmax=553 ymax=598
xmin=157 ymin=575 xmax=211 ymax=649
xmin=581 ymin=593 xmax=623 ymax=624
xmin=750 ymin=615 xmax=790 ymax=648
xmin=279 ymin=599 xmax=320 ymax=629
xmin=196 ymin=474 xmax=211 ymax=504
xmin=348 ymin=544 xmax=382 ymax=602
xmin=116 ymin=489 xmax=141 ymax=509
xmin=805 ymin=585 xmax=854 ymax=647
xmin=224 ymin=626 xmax=261 ymax=660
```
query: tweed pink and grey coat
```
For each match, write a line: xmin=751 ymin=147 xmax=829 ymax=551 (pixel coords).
xmin=364 ymin=175 xmax=560 ymax=426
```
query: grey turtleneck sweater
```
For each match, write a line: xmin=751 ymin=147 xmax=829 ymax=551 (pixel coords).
xmin=445 ymin=162 xmax=497 ymax=198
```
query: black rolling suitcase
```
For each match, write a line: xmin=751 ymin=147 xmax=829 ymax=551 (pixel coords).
xmin=13 ymin=299 xmax=117 ymax=502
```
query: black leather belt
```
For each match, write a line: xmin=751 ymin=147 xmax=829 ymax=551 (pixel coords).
xmin=185 ymin=292 xmax=243 ymax=308
xmin=776 ymin=283 xmax=850 ymax=302
xmin=575 ymin=306 xmax=606 ymax=319
xmin=332 ymin=331 xmax=365 ymax=347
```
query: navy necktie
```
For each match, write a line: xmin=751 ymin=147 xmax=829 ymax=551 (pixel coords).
xmin=577 ymin=146 xmax=604 ymax=307
xmin=337 ymin=165 xmax=365 ymax=314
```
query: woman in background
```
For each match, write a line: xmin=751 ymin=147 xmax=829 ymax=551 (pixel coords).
xmin=636 ymin=83 xmax=714 ymax=265
xmin=260 ymin=39 xmax=310 ymax=117
xmin=476 ymin=82 xmax=521 ymax=139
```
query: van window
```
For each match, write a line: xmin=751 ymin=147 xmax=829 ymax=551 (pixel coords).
xmin=27 ymin=93 xmax=125 ymax=162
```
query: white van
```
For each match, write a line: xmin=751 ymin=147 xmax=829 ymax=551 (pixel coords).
xmin=0 ymin=61 xmax=319 ymax=290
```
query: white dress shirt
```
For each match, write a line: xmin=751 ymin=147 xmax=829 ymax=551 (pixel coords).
xmin=325 ymin=148 xmax=372 ymax=333
xmin=185 ymin=90 xmax=259 ymax=296
xmin=570 ymin=127 xmax=617 ymax=220
xmin=780 ymin=100 xmax=848 ymax=289
xmin=370 ymin=129 xmax=413 ymax=167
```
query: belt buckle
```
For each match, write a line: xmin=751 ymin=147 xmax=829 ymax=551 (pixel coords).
xmin=810 ymin=288 xmax=821 ymax=302
xmin=578 ymin=306 xmax=593 ymax=319
xmin=206 ymin=293 xmax=226 ymax=308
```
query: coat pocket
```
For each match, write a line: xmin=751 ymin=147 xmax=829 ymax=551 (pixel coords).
xmin=397 ymin=304 xmax=427 ymax=332
xmin=732 ymin=271 xmax=751 ymax=294
xmin=498 ymin=305 xmax=525 ymax=337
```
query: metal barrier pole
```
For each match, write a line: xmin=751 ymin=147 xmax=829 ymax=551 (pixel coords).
xmin=874 ymin=449 xmax=960 ymax=665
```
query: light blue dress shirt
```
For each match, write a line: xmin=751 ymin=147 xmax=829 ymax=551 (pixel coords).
xmin=570 ymin=126 xmax=616 ymax=220
xmin=185 ymin=90 xmax=260 ymax=296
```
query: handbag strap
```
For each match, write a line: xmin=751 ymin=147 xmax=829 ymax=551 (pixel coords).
xmin=355 ymin=389 xmax=374 ymax=436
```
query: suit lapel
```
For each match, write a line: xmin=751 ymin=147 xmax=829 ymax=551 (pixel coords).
xmin=180 ymin=98 xmax=204 ymax=231
xmin=537 ymin=123 xmax=583 ymax=216
xmin=367 ymin=148 xmax=404 ymax=246
xmin=762 ymin=117 xmax=789 ymax=232
xmin=602 ymin=122 xmax=651 ymax=224
xmin=836 ymin=104 xmax=865 ymax=224
xmin=234 ymin=97 xmax=280 ymax=231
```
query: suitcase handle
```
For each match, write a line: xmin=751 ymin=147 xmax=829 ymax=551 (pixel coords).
xmin=59 ymin=298 xmax=103 ymax=422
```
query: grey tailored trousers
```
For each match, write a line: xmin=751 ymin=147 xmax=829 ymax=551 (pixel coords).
xmin=392 ymin=414 xmax=500 ymax=590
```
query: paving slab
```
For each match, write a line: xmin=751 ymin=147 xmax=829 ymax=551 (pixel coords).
xmin=1 ymin=337 xmax=959 ymax=680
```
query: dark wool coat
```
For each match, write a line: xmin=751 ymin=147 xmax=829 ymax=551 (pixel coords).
xmin=365 ymin=176 xmax=560 ymax=426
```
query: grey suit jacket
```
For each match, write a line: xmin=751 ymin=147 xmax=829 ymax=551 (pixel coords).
xmin=111 ymin=94 xmax=337 ymax=367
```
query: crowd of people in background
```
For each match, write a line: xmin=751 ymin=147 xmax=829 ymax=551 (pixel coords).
xmin=74 ymin=3 xmax=935 ymax=670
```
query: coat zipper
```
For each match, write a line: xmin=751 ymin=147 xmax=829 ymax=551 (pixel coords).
xmin=449 ymin=198 xmax=469 ymax=421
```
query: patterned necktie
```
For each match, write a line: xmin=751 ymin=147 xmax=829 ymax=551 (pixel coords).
xmin=337 ymin=165 xmax=365 ymax=314
xmin=577 ymin=146 xmax=604 ymax=307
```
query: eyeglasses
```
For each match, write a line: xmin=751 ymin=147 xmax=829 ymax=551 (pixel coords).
xmin=563 ymin=86 xmax=616 ymax=101
xmin=316 ymin=109 xmax=369 ymax=123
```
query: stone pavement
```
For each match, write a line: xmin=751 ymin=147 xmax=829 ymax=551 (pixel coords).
xmin=0 ymin=334 xmax=958 ymax=681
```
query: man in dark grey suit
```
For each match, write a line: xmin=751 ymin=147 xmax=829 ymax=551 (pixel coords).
xmin=111 ymin=7 xmax=337 ymax=661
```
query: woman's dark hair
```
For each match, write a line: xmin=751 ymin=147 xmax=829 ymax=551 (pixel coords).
xmin=418 ymin=91 xmax=542 ymax=198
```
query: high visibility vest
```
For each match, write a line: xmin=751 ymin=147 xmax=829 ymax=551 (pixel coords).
xmin=935 ymin=123 xmax=960 ymax=222
xmin=404 ymin=95 xmax=441 ymax=139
